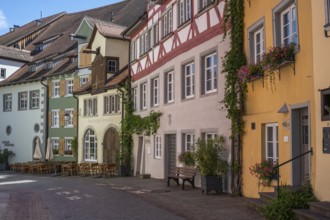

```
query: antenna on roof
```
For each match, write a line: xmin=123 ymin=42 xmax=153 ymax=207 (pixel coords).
xmin=41 ymin=11 xmax=43 ymax=19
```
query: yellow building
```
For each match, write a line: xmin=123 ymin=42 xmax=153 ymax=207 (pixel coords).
xmin=242 ymin=0 xmax=316 ymax=198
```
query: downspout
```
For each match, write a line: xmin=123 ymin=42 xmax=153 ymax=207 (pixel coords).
xmin=40 ymin=77 xmax=49 ymax=159
xmin=73 ymin=92 xmax=79 ymax=162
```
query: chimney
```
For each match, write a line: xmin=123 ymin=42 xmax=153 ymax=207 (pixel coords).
xmin=13 ymin=25 xmax=20 ymax=30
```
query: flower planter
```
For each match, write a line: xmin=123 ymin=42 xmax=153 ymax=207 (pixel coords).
xmin=201 ymin=175 xmax=223 ymax=195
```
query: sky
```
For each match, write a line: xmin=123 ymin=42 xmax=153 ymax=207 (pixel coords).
xmin=0 ymin=0 xmax=122 ymax=36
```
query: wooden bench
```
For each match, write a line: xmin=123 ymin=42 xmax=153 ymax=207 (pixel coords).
xmin=167 ymin=167 xmax=196 ymax=190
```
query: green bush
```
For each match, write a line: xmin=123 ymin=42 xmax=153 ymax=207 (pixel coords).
xmin=261 ymin=183 xmax=317 ymax=220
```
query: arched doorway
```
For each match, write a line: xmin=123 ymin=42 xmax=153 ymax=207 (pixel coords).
xmin=103 ymin=127 xmax=119 ymax=164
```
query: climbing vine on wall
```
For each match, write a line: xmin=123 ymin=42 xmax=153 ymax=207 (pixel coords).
xmin=222 ymin=0 xmax=246 ymax=196
xmin=119 ymin=78 xmax=161 ymax=167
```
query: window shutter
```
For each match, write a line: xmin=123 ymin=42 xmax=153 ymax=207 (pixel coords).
xmin=48 ymin=81 xmax=52 ymax=98
xmin=59 ymin=110 xmax=65 ymax=127
xmin=48 ymin=112 xmax=52 ymax=127
xmin=60 ymin=80 xmax=65 ymax=96
xmin=73 ymin=110 xmax=77 ymax=127
xmin=59 ymin=139 xmax=65 ymax=156
xmin=73 ymin=77 xmax=79 ymax=92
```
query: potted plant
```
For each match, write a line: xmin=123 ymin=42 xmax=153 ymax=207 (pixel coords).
xmin=178 ymin=151 xmax=195 ymax=167
xmin=0 ymin=149 xmax=15 ymax=170
xmin=194 ymin=136 xmax=228 ymax=194
xmin=249 ymin=160 xmax=278 ymax=187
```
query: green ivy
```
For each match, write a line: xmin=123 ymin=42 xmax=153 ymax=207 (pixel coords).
xmin=119 ymin=78 xmax=161 ymax=167
xmin=222 ymin=0 xmax=245 ymax=196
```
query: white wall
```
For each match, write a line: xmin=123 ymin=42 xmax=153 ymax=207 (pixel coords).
xmin=0 ymin=58 xmax=25 ymax=82
xmin=0 ymin=82 xmax=46 ymax=163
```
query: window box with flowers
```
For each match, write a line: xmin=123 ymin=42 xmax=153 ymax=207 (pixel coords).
xmin=238 ymin=43 xmax=296 ymax=90
xmin=249 ymin=160 xmax=278 ymax=187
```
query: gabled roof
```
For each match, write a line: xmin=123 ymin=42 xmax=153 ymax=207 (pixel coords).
xmin=0 ymin=45 xmax=31 ymax=62
xmin=0 ymin=12 xmax=66 ymax=46
xmin=112 ymin=0 xmax=148 ymax=27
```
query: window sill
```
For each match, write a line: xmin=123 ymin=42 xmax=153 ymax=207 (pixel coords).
xmin=64 ymin=126 xmax=74 ymax=128
xmin=52 ymin=96 xmax=60 ymax=99
xmin=177 ymin=19 xmax=191 ymax=31
xmin=51 ymin=126 xmax=60 ymax=128
xmin=161 ymin=32 xmax=174 ymax=43
xmin=201 ymin=90 xmax=218 ymax=97
xmin=197 ymin=1 xmax=218 ymax=17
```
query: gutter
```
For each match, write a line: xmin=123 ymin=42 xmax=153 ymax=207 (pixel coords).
xmin=40 ymin=77 xmax=49 ymax=154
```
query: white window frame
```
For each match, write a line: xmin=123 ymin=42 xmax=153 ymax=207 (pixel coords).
xmin=52 ymin=109 xmax=60 ymax=128
xmin=265 ymin=123 xmax=279 ymax=165
xmin=84 ymin=129 xmax=97 ymax=161
xmin=64 ymin=109 xmax=74 ymax=127
xmin=153 ymin=23 xmax=159 ymax=46
xmin=133 ymin=87 xmax=138 ymax=111
xmin=280 ymin=4 xmax=297 ymax=46
xmin=53 ymin=80 xmax=60 ymax=97
xmin=254 ymin=28 xmax=264 ymax=64
xmin=80 ymin=76 xmax=89 ymax=86
xmin=131 ymin=40 xmax=138 ymax=61
xmin=141 ymin=83 xmax=147 ymax=110
xmin=178 ymin=0 xmax=191 ymax=26
xmin=66 ymin=79 xmax=73 ymax=96
xmin=184 ymin=62 xmax=195 ymax=99
xmin=204 ymin=52 xmax=217 ymax=94
xmin=162 ymin=8 xmax=173 ymax=38
xmin=64 ymin=137 xmax=73 ymax=156
xmin=184 ymin=133 xmax=194 ymax=152
xmin=18 ymin=92 xmax=28 ymax=110
xmin=30 ymin=90 xmax=39 ymax=109
xmin=152 ymin=77 xmax=159 ymax=107
xmin=204 ymin=132 xmax=217 ymax=140
xmin=51 ymin=138 xmax=59 ymax=155
xmin=199 ymin=0 xmax=214 ymax=11
xmin=166 ymin=71 xmax=174 ymax=103
xmin=83 ymin=98 xmax=97 ymax=116
xmin=3 ymin=94 xmax=12 ymax=111
xmin=154 ymin=135 xmax=162 ymax=159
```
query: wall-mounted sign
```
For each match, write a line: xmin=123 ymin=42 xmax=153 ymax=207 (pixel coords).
xmin=1 ymin=141 xmax=14 ymax=147
xmin=323 ymin=127 xmax=330 ymax=154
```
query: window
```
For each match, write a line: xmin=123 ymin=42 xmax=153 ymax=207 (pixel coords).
xmin=178 ymin=0 xmax=191 ymax=26
xmin=64 ymin=138 xmax=73 ymax=156
xmin=83 ymin=98 xmax=97 ymax=116
xmin=66 ymin=79 xmax=73 ymax=96
xmin=248 ymin=19 xmax=265 ymax=64
xmin=202 ymin=132 xmax=218 ymax=140
xmin=18 ymin=92 xmax=28 ymax=110
xmin=107 ymin=59 xmax=118 ymax=73
xmin=52 ymin=110 xmax=60 ymax=128
xmin=0 ymin=68 xmax=6 ymax=79
xmin=199 ymin=0 xmax=215 ymax=11
xmin=53 ymin=81 xmax=60 ymax=97
xmin=84 ymin=129 xmax=97 ymax=161
xmin=162 ymin=8 xmax=173 ymax=38
xmin=273 ymin=1 xmax=298 ymax=47
xmin=325 ymin=0 xmax=330 ymax=27
xmin=183 ymin=62 xmax=195 ymax=99
xmin=104 ymin=94 xmax=120 ymax=114
xmin=153 ymin=23 xmax=159 ymax=46
xmin=265 ymin=123 xmax=278 ymax=164
xmin=183 ymin=133 xmax=194 ymax=151
xmin=30 ymin=90 xmax=39 ymax=109
xmin=154 ymin=135 xmax=162 ymax=159
xmin=165 ymin=71 xmax=174 ymax=104
xmin=140 ymin=31 xmax=150 ymax=55
xmin=133 ymin=87 xmax=138 ymax=111
xmin=151 ymin=77 xmax=159 ymax=107
xmin=3 ymin=94 xmax=12 ymax=111
xmin=131 ymin=40 xmax=138 ymax=61
xmin=80 ymin=76 xmax=89 ymax=86
xmin=64 ymin=109 xmax=74 ymax=127
xmin=51 ymin=138 xmax=59 ymax=155
xmin=141 ymin=83 xmax=147 ymax=110
xmin=203 ymin=52 xmax=217 ymax=94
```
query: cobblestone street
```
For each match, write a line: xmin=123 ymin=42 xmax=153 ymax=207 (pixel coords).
xmin=0 ymin=172 xmax=263 ymax=220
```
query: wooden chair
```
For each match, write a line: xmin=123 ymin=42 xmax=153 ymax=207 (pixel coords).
xmin=37 ymin=163 xmax=48 ymax=174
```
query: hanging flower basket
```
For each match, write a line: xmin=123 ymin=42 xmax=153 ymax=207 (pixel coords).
xmin=249 ymin=160 xmax=278 ymax=187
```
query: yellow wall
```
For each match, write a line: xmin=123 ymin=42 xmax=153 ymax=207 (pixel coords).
xmin=311 ymin=1 xmax=330 ymax=201
xmin=242 ymin=0 xmax=315 ymax=198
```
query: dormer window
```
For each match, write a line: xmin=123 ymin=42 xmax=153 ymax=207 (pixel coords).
xmin=36 ymin=44 xmax=43 ymax=51
xmin=107 ymin=57 xmax=119 ymax=73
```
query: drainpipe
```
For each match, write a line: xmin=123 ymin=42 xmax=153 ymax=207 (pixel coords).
xmin=73 ymin=92 xmax=79 ymax=163
xmin=40 ymin=77 xmax=49 ymax=159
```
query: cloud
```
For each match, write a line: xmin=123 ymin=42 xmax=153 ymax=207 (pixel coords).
xmin=0 ymin=10 xmax=8 ymax=30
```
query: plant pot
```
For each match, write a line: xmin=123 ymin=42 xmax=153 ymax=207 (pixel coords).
xmin=201 ymin=175 xmax=223 ymax=195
